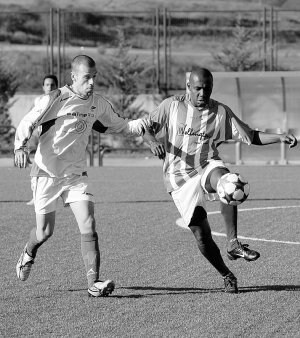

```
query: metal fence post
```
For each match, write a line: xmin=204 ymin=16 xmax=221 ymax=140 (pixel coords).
xmin=163 ymin=7 xmax=168 ymax=95
xmin=270 ymin=6 xmax=274 ymax=71
xmin=57 ymin=8 xmax=61 ymax=87
xmin=156 ymin=7 xmax=161 ymax=93
xmin=49 ymin=8 xmax=54 ymax=74
xmin=263 ymin=7 xmax=267 ymax=71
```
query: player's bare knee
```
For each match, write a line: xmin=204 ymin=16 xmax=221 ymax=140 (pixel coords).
xmin=205 ymin=167 xmax=230 ymax=192
xmin=36 ymin=228 xmax=54 ymax=242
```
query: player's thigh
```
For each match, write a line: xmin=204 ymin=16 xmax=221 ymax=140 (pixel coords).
xmin=205 ymin=167 xmax=230 ymax=193
xmin=70 ymin=200 xmax=96 ymax=234
xmin=35 ymin=211 xmax=56 ymax=241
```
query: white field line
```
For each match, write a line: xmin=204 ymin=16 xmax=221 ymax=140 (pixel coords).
xmin=176 ymin=205 xmax=300 ymax=245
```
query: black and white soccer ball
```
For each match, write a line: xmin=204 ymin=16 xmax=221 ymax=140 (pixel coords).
xmin=216 ymin=173 xmax=250 ymax=206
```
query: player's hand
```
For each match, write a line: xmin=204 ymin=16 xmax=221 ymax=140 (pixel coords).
xmin=281 ymin=134 xmax=298 ymax=148
xmin=148 ymin=140 xmax=166 ymax=160
xmin=14 ymin=149 xmax=32 ymax=168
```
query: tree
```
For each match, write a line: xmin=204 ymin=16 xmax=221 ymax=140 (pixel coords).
xmin=97 ymin=27 xmax=155 ymax=147
xmin=212 ymin=20 xmax=263 ymax=71
xmin=0 ymin=53 xmax=19 ymax=153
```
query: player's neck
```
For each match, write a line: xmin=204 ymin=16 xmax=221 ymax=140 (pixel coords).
xmin=69 ymin=85 xmax=91 ymax=99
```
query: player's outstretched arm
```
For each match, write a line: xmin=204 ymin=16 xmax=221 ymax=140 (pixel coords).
xmin=252 ymin=131 xmax=297 ymax=148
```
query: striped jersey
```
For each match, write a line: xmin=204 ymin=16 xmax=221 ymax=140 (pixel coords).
xmin=148 ymin=95 xmax=255 ymax=192
xmin=15 ymin=85 xmax=146 ymax=178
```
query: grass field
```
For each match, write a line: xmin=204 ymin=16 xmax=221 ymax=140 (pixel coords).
xmin=0 ymin=164 xmax=299 ymax=337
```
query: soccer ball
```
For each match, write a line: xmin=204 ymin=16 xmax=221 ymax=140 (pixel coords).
xmin=216 ymin=173 xmax=250 ymax=206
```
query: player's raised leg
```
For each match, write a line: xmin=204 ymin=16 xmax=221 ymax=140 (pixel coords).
xmin=70 ymin=200 xmax=115 ymax=297
xmin=205 ymin=167 xmax=260 ymax=262
xmin=16 ymin=211 xmax=56 ymax=281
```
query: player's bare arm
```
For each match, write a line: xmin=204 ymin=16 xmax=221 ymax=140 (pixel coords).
xmin=143 ymin=129 xmax=166 ymax=159
xmin=252 ymin=130 xmax=297 ymax=148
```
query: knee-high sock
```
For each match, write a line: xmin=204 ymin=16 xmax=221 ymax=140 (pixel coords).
xmin=220 ymin=203 xmax=238 ymax=246
xmin=26 ymin=228 xmax=46 ymax=258
xmin=81 ymin=232 xmax=100 ymax=288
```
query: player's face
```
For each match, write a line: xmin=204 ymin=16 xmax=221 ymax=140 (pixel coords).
xmin=71 ymin=64 xmax=97 ymax=98
xmin=188 ymin=73 xmax=213 ymax=108
xmin=43 ymin=78 xmax=57 ymax=94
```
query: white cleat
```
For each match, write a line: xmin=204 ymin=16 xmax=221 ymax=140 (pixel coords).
xmin=26 ymin=199 xmax=34 ymax=206
xmin=88 ymin=280 xmax=115 ymax=297
xmin=16 ymin=245 xmax=34 ymax=281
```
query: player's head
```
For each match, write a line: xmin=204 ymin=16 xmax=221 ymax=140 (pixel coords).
xmin=187 ymin=68 xmax=213 ymax=108
xmin=71 ymin=55 xmax=97 ymax=98
xmin=42 ymin=74 xmax=58 ymax=94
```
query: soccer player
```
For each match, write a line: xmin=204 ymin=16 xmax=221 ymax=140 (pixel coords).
xmin=143 ymin=67 xmax=297 ymax=293
xmin=14 ymin=55 xmax=148 ymax=297
xmin=26 ymin=74 xmax=58 ymax=206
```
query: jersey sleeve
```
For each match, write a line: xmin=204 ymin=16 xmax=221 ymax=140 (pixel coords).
xmin=148 ymin=97 xmax=172 ymax=134
xmin=99 ymin=100 xmax=146 ymax=136
xmin=14 ymin=95 xmax=51 ymax=151
xmin=224 ymin=104 xmax=255 ymax=145
xmin=14 ymin=89 xmax=62 ymax=151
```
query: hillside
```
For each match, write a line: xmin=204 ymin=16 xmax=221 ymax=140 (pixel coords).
xmin=0 ymin=0 xmax=298 ymax=11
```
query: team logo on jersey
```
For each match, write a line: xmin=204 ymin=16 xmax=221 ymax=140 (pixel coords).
xmin=67 ymin=112 xmax=95 ymax=118
xmin=74 ymin=120 xmax=87 ymax=133
xmin=177 ymin=124 xmax=208 ymax=139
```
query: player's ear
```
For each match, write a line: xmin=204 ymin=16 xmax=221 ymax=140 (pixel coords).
xmin=71 ymin=72 xmax=76 ymax=82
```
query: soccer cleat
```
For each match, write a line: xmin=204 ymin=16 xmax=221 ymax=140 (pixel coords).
xmin=26 ymin=198 xmax=34 ymax=206
xmin=227 ymin=241 xmax=260 ymax=262
xmin=88 ymin=280 xmax=115 ymax=297
xmin=223 ymin=272 xmax=238 ymax=293
xmin=16 ymin=245 xmax=34 ymax=281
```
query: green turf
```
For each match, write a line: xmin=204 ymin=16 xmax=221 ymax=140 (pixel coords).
xmin=0 ymin=165 xmax=299 ymax=337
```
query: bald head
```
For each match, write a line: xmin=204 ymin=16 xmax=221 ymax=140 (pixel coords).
xmin=71 ymin=55 xmax=96 ymax=72
xmin=187 ymin=68 xmax=213 ymax=108
xmin=70 ymin=55 xmax=97 ymax=98
xmin=189 ymin=68 xmax=213 ymax=85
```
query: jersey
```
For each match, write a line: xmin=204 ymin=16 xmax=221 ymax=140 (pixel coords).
xmin=148 ymin=95 xmax=255 ymax=192
xmin=15 ymin=85 xmax=146 ymax=178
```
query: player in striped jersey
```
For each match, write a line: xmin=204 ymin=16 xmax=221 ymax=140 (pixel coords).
xmin=143 ymin=68 xmax=297 ymax=293
xmin=14 ymin=55 xmax=148 ymax=297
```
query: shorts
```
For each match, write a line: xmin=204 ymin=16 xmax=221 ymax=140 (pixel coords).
xmin=171 ymin=160 xmax=227 ymax=226
xmin=32 ymin=173 xmax=94 ymax=214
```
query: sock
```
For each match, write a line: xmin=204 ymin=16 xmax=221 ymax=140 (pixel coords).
xmin=26 ymin=228 xmax=45 ymax=259
xmin=81 ymin=232 xmax=100 ymax=288
xmin=220 ymin=203 xmax=238 ymax=249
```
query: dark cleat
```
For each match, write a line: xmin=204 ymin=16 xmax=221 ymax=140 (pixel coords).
xmin=227 ymin=241 xmax=260 ymax=262
xmin=223 ymin=272 xmax=238 ymax=294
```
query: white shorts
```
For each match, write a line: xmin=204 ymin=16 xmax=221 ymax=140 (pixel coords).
xmin=32 ymin=174 xmax=94 ymax=214
xmin=171 ymin=160 xmax=227 ymax=226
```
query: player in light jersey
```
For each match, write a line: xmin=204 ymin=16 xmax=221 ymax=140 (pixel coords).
xmin=26 ymin=74 xmax=58 ymax=206
xmin=14 ymin=55 xmax=148 ymax=297
xmin=143 ymin=68 xmax=297 ymax=293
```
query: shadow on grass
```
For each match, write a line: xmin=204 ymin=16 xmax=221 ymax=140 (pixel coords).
xmin=2 ymin=198 xmax=300 ymax=203
xmin=63 ymin=284 xmax=299 ymax=298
